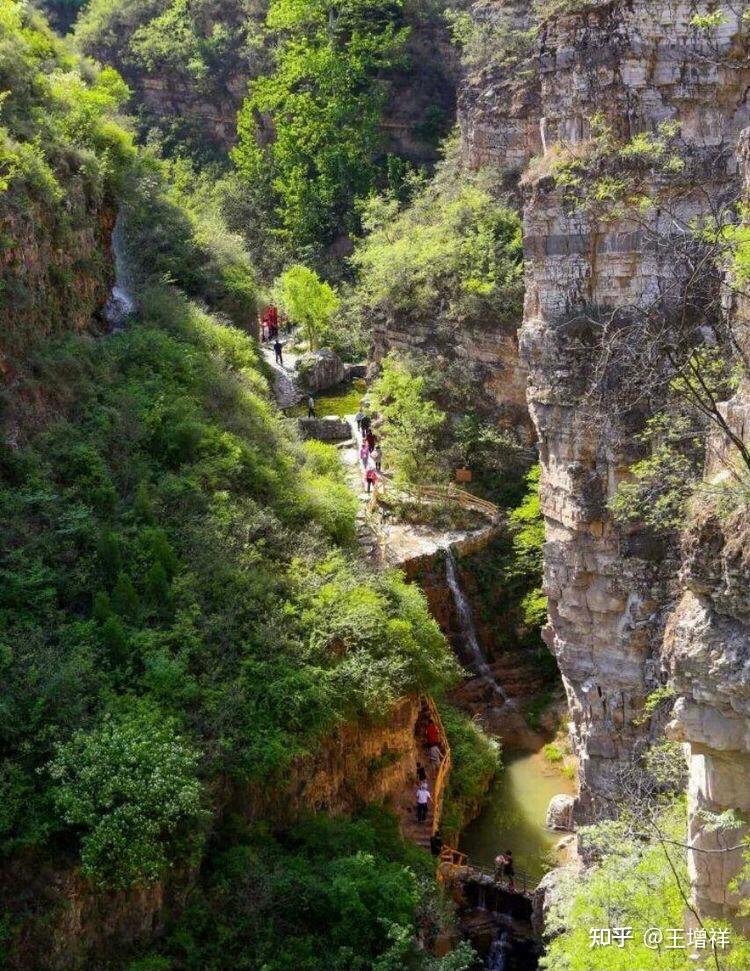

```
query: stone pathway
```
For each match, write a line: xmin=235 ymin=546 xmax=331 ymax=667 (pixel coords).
xmin=261 ymin=341 xmax=302 ymax=408
xmin=341 ymin=417 xmax=384 ymax=562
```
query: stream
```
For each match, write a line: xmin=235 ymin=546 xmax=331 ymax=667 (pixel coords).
xmin=459 ymin=749 xmax=575 ymax=879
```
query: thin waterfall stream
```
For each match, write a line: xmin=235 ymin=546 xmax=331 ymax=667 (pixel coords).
xmin=444 ymin=548 xmax=508 ymax=703
xmin=104 ymin=212 xmax=136 ymax=330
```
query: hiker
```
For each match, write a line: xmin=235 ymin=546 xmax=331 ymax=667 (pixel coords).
xmin=365 ymin=429 xmax=376 ymax=452
xmin=416 ymin=781 xmax=432 ymax=823
xmin=355 ymin=408 xmax=365 ymax=432
xmin=430 ymin=831 xmax=443 ymax=857
xmin=307 ymin=394 xmax=315 ymax=418
xmin=371 ymin=444 xmax=382 ymax=472
xmin=416 ymin=761 xmax=427 ymax=783
xmin=425 ymin=720 xmax=440 ymax=748
xmin=494 ymin=853 xmax=506 ymax=883
xmin=274 ymin=338 xmax=283 ymax=366
xmin=429 ymin=743 xmax=443 ymax=767
xmin=504 ymin=850 xmax=515 ymax=891
xmin=360 ymin=413 xmax=371 ymax=435
xmin=360 ymin=442 xmax=370 ymax=467
xmin=365 ymin=464 xmax=378 ymax=495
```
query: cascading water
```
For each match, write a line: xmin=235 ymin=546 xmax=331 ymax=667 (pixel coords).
xmin=104 ymin=213 xmax=136 ymax=331
xmin=444 ymin=548 xmax=508 ymax=702
xmin=486 ymin=932 xmax=510 ymax=971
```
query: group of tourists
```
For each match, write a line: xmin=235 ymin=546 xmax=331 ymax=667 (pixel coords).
xmin=414 ymin=719 xmax=445 ymax=826
xmin=414 ymin=720 xmax=517 ymax=891
xmin=260 ymin=305 xmax=280 ymax=342
xmin=356 ymin=409 xmax=382 ymax=494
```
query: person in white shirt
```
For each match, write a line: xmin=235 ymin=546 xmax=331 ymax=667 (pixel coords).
xmin=416 ymin=781 xmax=432 ymax=823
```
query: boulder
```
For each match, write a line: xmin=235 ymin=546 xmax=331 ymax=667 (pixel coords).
xmin=298 ymin=417 xmax=351 ymax=442
xmin=545 ymin=794 xmax=575 ymax=832
xmin=297 ymin=349 xmax=345 ymax=392
xmin=343 ymin=362 xmax=368 ymax=381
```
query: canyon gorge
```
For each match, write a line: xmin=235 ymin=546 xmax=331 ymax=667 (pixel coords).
xmin=2 ymin=0 xmax=750 ymax=968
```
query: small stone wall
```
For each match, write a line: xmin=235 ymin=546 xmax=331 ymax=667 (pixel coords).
xmin=298 ymin=416 xmax=351 ymax=441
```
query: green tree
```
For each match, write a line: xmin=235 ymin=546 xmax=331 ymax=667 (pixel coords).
xmin=273 ymin=264 xmax=340 ymax=350
xmin=232 ymin=0 xmax=408 ymax=256
xmin=372 ymin=354 xmax=446 ymax=490
xmin=48 ymin=707 xmax=206 ymax=889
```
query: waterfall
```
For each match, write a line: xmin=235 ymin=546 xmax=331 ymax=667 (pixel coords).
xmin=444 ymin=548 xmax=508 ymax=702
xmin=486 ymin=932 xmax=510 ymax=971
xmin=105 ymin=213 xmax=136 ymax=331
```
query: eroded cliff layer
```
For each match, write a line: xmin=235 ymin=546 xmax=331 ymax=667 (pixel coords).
xmin=460 ymin=0 xmax=750 ymax=818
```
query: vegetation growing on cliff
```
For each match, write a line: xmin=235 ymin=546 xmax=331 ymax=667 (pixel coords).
xmin=0 ymin=0 xmax=134 ymax=353
xmin=439 ymin=705 xmax=501 ymax=840
xmin=232 ymin=0 xmax=410 ymax=267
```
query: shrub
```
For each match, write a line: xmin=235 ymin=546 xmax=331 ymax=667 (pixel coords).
xmin=48 ymin=706 xmax=206 ymax=888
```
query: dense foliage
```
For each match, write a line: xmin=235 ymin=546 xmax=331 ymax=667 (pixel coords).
xmin=350 ymin=142 xmax=523 ymax=339
xmin=129 ymin=809 xmax=476 ymax=971
xmin=0 ymin=0 xmax=134 ymax=352
xmin=350 ymin=144 xmax=529 ymax=500
xmin=372 ymin=354 xmax=447 ymax=489
xmin=75 ymin=0 xmax=268 ymax=159
xmin=0 ymin=279 xmax=460 ymax=892
xmin=439 ymin=705 xmax=500 ymax=840
xmin=233 ymin=0 xmax=408 ymax=264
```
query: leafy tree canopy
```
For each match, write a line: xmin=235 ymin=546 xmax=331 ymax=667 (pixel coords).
xmin=233 ymin=0 xmax=409 ymax=259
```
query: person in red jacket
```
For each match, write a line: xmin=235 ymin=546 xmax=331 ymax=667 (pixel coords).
xmin=426 ymin=721 xmax=439 ymax=748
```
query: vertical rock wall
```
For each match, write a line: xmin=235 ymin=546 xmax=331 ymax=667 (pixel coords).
xmin=460 ymin=1 xmax=750 ymax=820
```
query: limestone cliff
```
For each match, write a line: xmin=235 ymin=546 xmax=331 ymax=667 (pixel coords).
xmin=662 ymin=129 xmax=750 ymax=932
xmin=459 ymin=0 xmax=750 ymax=819
xmin=0 ymin=193 xmax=115 ymax=364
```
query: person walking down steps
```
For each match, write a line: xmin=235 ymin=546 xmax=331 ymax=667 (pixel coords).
xmin=416 ymin=781 xmax=432 ymax=823
xmin=274 ymin=337 xmax=283 ymax=366
xmin=307 ymin=394 xmax=315 ymax=418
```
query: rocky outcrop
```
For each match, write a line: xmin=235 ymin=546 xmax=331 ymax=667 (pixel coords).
xmin=298 ymin=416 xmax=351 ymax=441
xmin=372 ymin=304 xmax=534 ymax=446
xmin=458 ymin=0 xmax=750 ymax=818
xmin=545 ymin=793 xmax=575 ymax=832
xmin=297 ymin=348 xmax=345 ymax=392
xmin=665 ymin=510 xmax=750 ymax=931
xmin=0 ymin=196 xmax=115 ymax=362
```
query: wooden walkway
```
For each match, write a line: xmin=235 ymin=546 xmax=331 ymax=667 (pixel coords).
xmin=398 ymin=697 xmax=452 ymax=850
xmin=437 ymin=846 xmax=540 ymax=900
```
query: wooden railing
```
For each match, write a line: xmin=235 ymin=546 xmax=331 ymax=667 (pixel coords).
xmin=409 ymin=484 xmax=500 ymax=522
xmin=437 ymin=846 xmax=538 ymax=897
xmin=370 ymin=479 xmax=499 ymax=523
xmin=423 ymin=695 xmax=452 ymax=836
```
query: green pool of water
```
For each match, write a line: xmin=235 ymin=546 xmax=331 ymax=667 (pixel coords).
xmin=459 ymin=749 xmax=576 ymax=879
xmin=287 ymin=379 xmax=367 ymax=418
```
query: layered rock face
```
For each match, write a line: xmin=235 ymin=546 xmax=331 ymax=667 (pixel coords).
xmin=663 ymin=129 xmax=750 ymax=931
xmin=665 ymin=516 xmax=750 ymax=931
xmin=459 ymin=0 xmax=750 ymax=818
xmin=372 ymin=304 xmax=533 ymax=445
xmin=0 ymin=196 xmax=115 ymax=363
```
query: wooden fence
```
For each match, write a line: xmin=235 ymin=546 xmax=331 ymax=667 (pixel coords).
xmin=423 ymin=695 xmax=452 ymax=836
xmin=368 ymin=479 xmax=499 ymax=523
